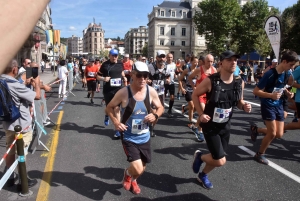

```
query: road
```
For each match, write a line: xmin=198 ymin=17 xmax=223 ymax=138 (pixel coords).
xmin=0 ymin=81 xmax=300 ymax=201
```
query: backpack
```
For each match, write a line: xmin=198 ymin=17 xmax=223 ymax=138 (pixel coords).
xmin=0 ymin=79 xmax=21 ymax=122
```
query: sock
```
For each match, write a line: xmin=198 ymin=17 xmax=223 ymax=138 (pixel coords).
xmin=258 ymin=152 xmax=264 ymax=155
xmin=126 ymin=169 xmax=132 ymax=177
xmin=105 ymin=115 xmax=108 ymax=119
xmin=169 ymin=100 xmax=174 ymax=111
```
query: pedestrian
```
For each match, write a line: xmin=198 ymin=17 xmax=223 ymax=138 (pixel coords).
xmin=84 ymin=58 xmax=98 ymax=104
xmin=191 ymin=50 xmax=251 ymax=189
xmin=1 ymin=59 xmax=41 ymax=189
xmin=105 ymin=61 xmax=163 ymax=194
xmin=250 ymin=51 xmax=298 ymax=165
xmin=58 ymin=60 xmax=68 ymax=98
xmin=97 ymin=49 xmax=127 ymax=138
xmin=40 ymin=59 xmax=45 ymax=73
xmin=123 ymin=54 xmax=133 ymax=86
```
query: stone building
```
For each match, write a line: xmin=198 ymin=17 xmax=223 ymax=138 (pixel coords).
xmin=83 ymin=22 xmax=105 ymax=57
xmin=124 ymin=26 xmax=148 ymax=58
xmin=67 ymin=35 xmax=83 ymax=57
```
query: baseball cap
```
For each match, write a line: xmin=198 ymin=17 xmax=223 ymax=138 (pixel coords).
xmin=124 ymin=54 xmax=129 ymax=58
xmin=88 ymin=57 xmax=95 ymax=62
xmin=272 ymin=59 xmax=278 ymax=63
xmin=95 ymin=58 xmax=100 ymax=61
xmin=157 ymin=50 xmax=166 ymax=57
xmin=133 ymin=61 xmax=149 ymax=73
xmin=186 ymin=54 xmax=192 ymax=57
xmin=220 ymin=51 xmax=240 ymax=61
xmin=109 ymin=49 xmax=119 ymax=55
xmin=142 ymin=57 xmax=146 ymax=60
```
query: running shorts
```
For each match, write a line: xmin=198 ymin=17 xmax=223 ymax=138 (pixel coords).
xmin=122 ymin=139 xmax=151 ymax=163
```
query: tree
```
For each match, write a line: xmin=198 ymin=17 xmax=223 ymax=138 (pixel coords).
xmin=99 ymin=50 xmax=109 ymax=59
xmin=193 ymin=0 xmax=241 ymax=56
xmin=142 ymin=42 xmax=148 ymax=57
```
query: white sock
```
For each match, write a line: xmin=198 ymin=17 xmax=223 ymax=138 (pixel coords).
xmin=126 ymin=169 xmax=132 ymax=177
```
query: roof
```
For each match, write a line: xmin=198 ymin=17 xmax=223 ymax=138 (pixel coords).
xmin=157 ymin=1 xmax=192 ymax=18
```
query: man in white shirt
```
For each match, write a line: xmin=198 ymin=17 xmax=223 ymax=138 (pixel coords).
xmin=58 ymin=60 xmax=68 ymax=98
xmin=164 ymin=53 xmax=176 ymax=117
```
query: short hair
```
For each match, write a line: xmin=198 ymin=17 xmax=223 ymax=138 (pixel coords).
xmin=60 ymin=60 xmax=66 ymax=66
xmin=4 ymin=59 xmax=18 ymax=74
xmin=199 ymin=56 xmax=205 ymax=61
xmin=281 ymin=51 xmax=299 ymax=63
xmin=190 ymin=55 xmax=198 ymax=62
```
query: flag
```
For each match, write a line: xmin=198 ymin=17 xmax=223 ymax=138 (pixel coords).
xmin=53 ymin=30 xmax=61 ymax=46
xmin=264 ymin=16 xmax=281 ymax=60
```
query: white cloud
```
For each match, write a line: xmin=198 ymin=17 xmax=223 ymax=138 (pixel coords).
xmin=69 ymin=26 xmax=76 ymax=31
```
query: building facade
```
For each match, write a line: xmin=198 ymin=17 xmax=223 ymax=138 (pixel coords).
xmin=67 ymin=35 xmax=83 ymax=57
xmin=124 ymin=26 xmax=148 ymax=58
xmin=83 ymin=22 xmax=105 ymax=57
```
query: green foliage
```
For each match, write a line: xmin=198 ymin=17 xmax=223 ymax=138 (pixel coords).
xmin=193 ymin=0 xmax=241 ymax=56
xmin=142 ymin=42 xmax=148 ymax=57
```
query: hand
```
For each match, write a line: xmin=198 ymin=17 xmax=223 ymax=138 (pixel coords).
xmin=200 ymin=114 xmax=210 ymax=123
xmin=271 ymin=92 xmax=282 ymax=100
xmin=26 ymin=78 xmax=32 ymax=85
xmin=143 ymin=113 xmax=157 ymax=123
xmin=114 ymin=122 xmax=128 ymax=132
xmin=285 ymin=89 xmax=293 ymax=99
xmin=104 ymin=77 xmax=111 ymax=82
xmin=147 ymin=79 xmax=152 ymax=84
xmin=43 ymin=84 xmax=52 ymax=92
xmin=181 ymin=88 xmax=187 ymax=95
xmin=243 ymin=102 xmax=251 ymax=113
xmin=32 ymin=76 xmax=40 ymax=85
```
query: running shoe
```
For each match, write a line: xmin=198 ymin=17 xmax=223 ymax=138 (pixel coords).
xmin=177 ymin=93 xmax=180 ymax=100
xmin=122 ymin=169 xmax=132 ymax=191
xmin=131 ymin=180 xmax=141 ymax=194
xmin=254 ymin=152 xmax=269 ymax=165
xmin=292 ymin=118 xmax=298 ymax=122
xmin=181 ymin=105 xmax=185 ymax=114
xmin=250 ymin=124 xmax=258 ymax=142
xmin=192 ymin=128 xmax=204 ymax=142
xmin=187 ymin=123 xmax=194 ymax=129
xmin=104 ymin=115 xmax=109 ymax=126
xmin=87 ymin=93 xmax=90 ymax=98
xmin=90 ymin=99 xmax=94 ymax=104
xmin=192 ymin=150 xmax=203 ymax=174
xmin=197 ymin=172 xmax=213 ymax=189
xmin=114 ymin=131 xmax=121 ymax=138
xmin=167 ymin=110 xmax=173 ymax=118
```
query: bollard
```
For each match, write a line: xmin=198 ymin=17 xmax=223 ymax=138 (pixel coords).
xmin=14 ymin=125 xmax=32 ymax=197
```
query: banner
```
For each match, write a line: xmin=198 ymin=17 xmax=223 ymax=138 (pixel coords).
xmin=53 ymin=30 xmax=61 ymax=46
xmin=264 ymin=16 xmax=281 ymax=60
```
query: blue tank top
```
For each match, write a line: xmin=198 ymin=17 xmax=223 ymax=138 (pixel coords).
xmin=121 ymin=85 xmax=151 ymax=144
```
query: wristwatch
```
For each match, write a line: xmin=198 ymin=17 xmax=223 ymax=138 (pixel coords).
xmin=152 ymin=113 xmax=158 ymax=120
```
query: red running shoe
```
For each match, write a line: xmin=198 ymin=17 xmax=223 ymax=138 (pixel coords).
xmin=123 ymin=169 xmax=132 ymax=191
xmin=131 ymin=180 xmax=141 ymax=194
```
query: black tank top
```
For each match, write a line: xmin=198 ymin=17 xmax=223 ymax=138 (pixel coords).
xmin=100 ymin=60 xmax=123 ymax=93
xmin=201 ymin=73 xmax=242 ymax=133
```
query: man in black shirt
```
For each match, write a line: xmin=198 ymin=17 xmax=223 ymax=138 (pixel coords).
xmin=97 ymin=49 xmax=127 ymax=138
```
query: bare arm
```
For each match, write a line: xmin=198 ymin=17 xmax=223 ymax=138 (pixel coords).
xmin=253 ymin=86 xmax=281 ymax=100
xmin=188 ymin=68 xmax=200 ymax=89
xmin=192 ymin=77 xmax=211 ymax=116
xmin=178 ymin=69 xmax=188 ymax=94
xmin=0 ymin=0 xmax=50 ymax=73
xmin=143 ymin=87 xmax=164 ymax=123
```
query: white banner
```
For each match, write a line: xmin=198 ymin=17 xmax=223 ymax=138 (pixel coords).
xmin=264 ymin=16 xmax=281 ymax=61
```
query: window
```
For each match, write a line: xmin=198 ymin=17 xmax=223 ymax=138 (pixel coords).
xmin=94 ymin=38 xmax=97 ymax=42
xmin=183 ymin=12 xmax=187 ymax=18
xmin=95 ymin=32 xmax=97 ymax=36
xmin=182 ymin=41 xmax=185 ymax=46
xmin=171 ymin=28 xmax=175 ymax=36
xmin=171 ymin=41 xmax=175 ymax=46
xmin=161 ymin=11 xmax=164 ymax=16
xmin=171 ymin=11 xmax=175 ymax=17
xmin=89 ymin=33 xmax=91 ymax=37
xmin=182 ymin=28 xmax=186 ymax=36
xmin=160 ymin=40 xmax=164 ymax=45
xmin=181 ymin=51 xmax=185 ymax=59
xmin=160 ymin=27 xmax=164 ymax=35
xmin=94 ymin=44 xmax=97 ymax=49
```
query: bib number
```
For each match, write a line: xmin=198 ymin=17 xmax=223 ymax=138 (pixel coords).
xmin=87 ymin=72 xmax=95 ymax=77
xmin=82 ymin=66 xmax=86 ymax=70
xmin=110 ymin=78 xmax=121 ymax=87
xmin=153 ymin=84 xmax=164 ymax=94
xmin=132 ymin=119 xmax=149 ymax=135
xmin=212 ymin=107 xmax=232 ymax=123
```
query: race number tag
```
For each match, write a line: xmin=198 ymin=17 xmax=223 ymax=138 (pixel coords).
xmin=273 ymin=87 xmax=284 ymax=94
xmin=124 ymin=70 xmax=130 ymax=74
xmin=153 ymin=84 xmax=164 ymax=94
xmin=82 ymin=66 xmax=86 ymax=70
xmin=244 ymin=69 xmax=247 ymax=75
xmin=132 ymin=119 xmax=149 ymax=134
xmin=87 ymin=72 xmax=95 ymax=77
xmin=110 ymin=78 xmax=121 ymax=87
xmin=212 ymin=107 xmax=232 ymax=123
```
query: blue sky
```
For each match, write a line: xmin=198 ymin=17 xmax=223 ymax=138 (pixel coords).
xmin=51 ymin=0 xmax=298 ymax=39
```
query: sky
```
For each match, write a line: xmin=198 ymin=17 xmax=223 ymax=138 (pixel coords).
xmin=51 ymin=0 xmax=298 ymax=39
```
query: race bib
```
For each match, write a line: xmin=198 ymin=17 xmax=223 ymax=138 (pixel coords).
xmin=110 ymin=78 xmax=121 ymax=87
xmin=87 ymin=72 xmax=95 ymax=77
xmin=212 ymin=107 xmax=232 ymax=123
xmin=273 ymin=87 xmax=284 ymax=94
xmin=153 ymin=84 xmax=164 ymax=94
xmin=124 ymin=70 xmax=130 ymax=74
xmin=132 ymin=119 xmax=149 ymax=135
xmin=243 ymin=69 xmax=247 ymax=75
xmin=82 ymin=66 xmax=86 ymax=70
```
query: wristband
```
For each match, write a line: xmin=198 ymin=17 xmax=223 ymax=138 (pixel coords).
xmin=152 ymin=113 xmax=158 ymax=120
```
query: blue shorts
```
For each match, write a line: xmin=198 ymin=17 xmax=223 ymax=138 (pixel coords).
xmin=261 ymin=103 xmax=284 ymax=121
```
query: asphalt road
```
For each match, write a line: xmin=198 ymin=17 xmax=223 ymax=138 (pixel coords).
xmin=0 ymin=81 xmax=300 ymax=201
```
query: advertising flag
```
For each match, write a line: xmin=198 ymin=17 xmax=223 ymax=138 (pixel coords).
xmin=264 ymin=16 xmax=281 ymax=60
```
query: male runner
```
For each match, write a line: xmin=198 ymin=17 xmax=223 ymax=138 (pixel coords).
xmin=84 ymin=58 xmax=98 ymax=104
xmin=106 ymin=61 xmax=163 ymax=194
xmin=164 ymin=53 xmax=176 ymax=117
xmin=192 ymin=51 xmax=251 ymax=189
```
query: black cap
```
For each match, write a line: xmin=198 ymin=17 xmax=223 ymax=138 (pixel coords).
xmin=88 ymin=58 xmax=95 ymax=62
xmin=220 ymin=51 xmax=240 ymax=61
xmin=95 ymin=58 xmax=100 ymax=61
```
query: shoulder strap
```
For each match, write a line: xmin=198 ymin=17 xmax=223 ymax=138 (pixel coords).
xmin=121 ymin=86 xmax=135 ymax=125
xmin=144 ymin=85 xmax=151 ymax=114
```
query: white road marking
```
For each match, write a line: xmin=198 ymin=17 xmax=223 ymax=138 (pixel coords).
xmin=238 ymin=146 xmax=300 ymax=184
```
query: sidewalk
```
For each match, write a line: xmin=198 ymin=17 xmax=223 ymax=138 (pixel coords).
xmin=39 ymin=67 xmax=57 ymax=85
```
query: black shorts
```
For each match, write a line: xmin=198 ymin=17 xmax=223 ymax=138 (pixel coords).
xmin=203 ymin=129 xmax=230 ymax=160
xmin=104 ymin=91 xmax=119 ymax=105
xmin=87 ymin=80 xmax=97 ymax=91
xmin=122 ymin=139 xmax=151 ymax=163
xmin=296 ymin=102 xmax=300 ymax=118
xmin=164 ymin=84 xmax=175 ymax=96
xmin=185 ymin=91 xmax=192 ymax=102
xmin=125 ymin=74 xmax=131 ymax=83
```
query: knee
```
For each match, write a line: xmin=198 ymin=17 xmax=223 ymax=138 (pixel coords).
xmin=276 ymin=131 xmax=284 ymax=139
xmin=215 ymin=157 xmax=226 ymax=167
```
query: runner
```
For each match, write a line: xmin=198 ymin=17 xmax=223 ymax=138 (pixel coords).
xmin=188 ymin=54 xmax=216 ymax=141
xmin=123 ymin=54 xmax=133 ymax=85
xmin=164 ymin=53 xmax=176 ymax=117
xmin=191 ymin=50 xmax=251 ymax=189
xmin=105 ymin=61 xmax=163 ymax=194
xmin=147 ymin=50 xmax=167 ymax=137
xmin=84 ymin=58 xmax=98 ymax=104
xmin=97 ymin=49 xmax=127 ymax=138
xmin=178 ymin=55 xmax=198 ymax=129
xmin=94 ymin=58 xmax=101 ymax=92
xmin=175 ymin=58 xmax=182 ymax=100
xmin=250 ymin=51 xmax=299 ymax=165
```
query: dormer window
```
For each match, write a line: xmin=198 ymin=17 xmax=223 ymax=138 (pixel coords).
xmin=183 ymin=12 xmax=187 ymax=18
xmin=161 ymin=11 xmax=165 ymax=17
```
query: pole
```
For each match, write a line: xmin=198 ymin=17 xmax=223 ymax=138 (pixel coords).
xmin=14 ymin=125 xmax=32 ymax=196
xmin=52 ymin=27 xmax=56 ymax=77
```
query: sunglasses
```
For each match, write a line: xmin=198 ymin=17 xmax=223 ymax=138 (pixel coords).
xmin=27 ymin=62 xmax=31 ymax=65
xmin=158 ymin=55 xmax=165 ymax=58
xmin=111 ymin=55 xmax=118 ymax=57
xmin=135 ymin=73 xmax=148 ymax=79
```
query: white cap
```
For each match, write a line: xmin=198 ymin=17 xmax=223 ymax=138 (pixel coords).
xmin=18 ymin=67 xmax=26 ymax=76
xmin=133 ymin=61 xmax=149 ymax=72
xmin=142 ymin=57 xmax=146 ymax=60
xmin=272 ymin=59 xmax=278 ymax=63
xmin=157 ymin=50 xmax=166 ymax=57
xmin=124 ymin=54 xmax=129 ymax=57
